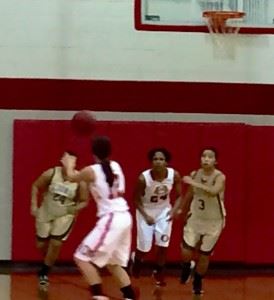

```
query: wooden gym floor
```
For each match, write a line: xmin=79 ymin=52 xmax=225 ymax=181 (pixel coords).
xmin=2 ymin=272 xmax=274 ymax=300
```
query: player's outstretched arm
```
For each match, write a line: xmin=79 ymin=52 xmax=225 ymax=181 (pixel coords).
xmin=183 ymin=174 xmax=225 ymax=196
xmin=67 ymin=181 xmax=90 ymax=215
xmin=61 ymin=152 xmax=94 ymax=184
xmin=168 ymin=170 xmax=183 ymax=220
xmin=180 ymin=186 xmax=194 ymax=224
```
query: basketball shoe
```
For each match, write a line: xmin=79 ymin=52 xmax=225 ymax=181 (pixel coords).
xmin=192 ymin=272 xmax=204 ymax=295
xmin=152 ymin=269 xmax=166 ymax=287
xmin=180 ymin=260 xmax=195 ymax=284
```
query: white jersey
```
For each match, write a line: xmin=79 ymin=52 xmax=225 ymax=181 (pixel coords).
xmin=189 ymin=168 xmax=226 ymax=220
xmin=38 ymin=166 xmax=78 ymax=221
xmin=141 ymin=168 xmax=175 ymax=210
xmin=89 ymin=160 xmax=129 ymax=217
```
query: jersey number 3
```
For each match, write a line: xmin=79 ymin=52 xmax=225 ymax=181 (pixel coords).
xmin=198 ymin=199 xmax=205 ymax=210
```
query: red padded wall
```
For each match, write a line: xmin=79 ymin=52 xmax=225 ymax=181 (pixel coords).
xmin=12 ymin=120 xmax=274 ymax=264
xmin=244 ymin=126 xmax=274 ymax=263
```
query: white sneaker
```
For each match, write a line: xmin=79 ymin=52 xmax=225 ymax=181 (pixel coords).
xmin=38 ymin=274 xmax=49 ymax=287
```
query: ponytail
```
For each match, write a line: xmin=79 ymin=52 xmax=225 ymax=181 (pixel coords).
xmin=100 ymin=160 xmax=114 ymax=187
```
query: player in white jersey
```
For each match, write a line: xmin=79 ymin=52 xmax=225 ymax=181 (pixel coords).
xmin=62 ymin=136 xmax=138 ymax=300
xmin=180 ymin=147 xmax=226 ymax=295
xmin=131 ymin=148 xmax=182 ymax=286
xmin=31 ymin=151 xmax=89 ymax=288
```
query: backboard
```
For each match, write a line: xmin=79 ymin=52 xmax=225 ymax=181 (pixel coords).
xmin=135 ymin=0 xmax=274 ymax=34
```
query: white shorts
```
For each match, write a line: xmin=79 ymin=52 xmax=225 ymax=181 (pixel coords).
xmin=183 ymin=215 xmax=225 ymax=253
xmin=74 ymin=211 xmax=132 ymax=268
xmin=36 ymin=214 xmax=75 ymax=241
xmin=136 ymin=206 xmax=172 ymax=252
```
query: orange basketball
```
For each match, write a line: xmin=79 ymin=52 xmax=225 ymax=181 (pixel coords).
xmin=71 ymin=110 xmax=96 ymax=136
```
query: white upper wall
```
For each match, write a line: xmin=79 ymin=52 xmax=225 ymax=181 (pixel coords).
xmin=0 ymin=0 xmax=273 ymax=83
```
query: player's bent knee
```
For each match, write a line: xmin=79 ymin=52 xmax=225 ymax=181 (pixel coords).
xmin=74 ymin=256 xmax=82 ymax=265
xmin=74 ymin=255 xmax=90 ymax=267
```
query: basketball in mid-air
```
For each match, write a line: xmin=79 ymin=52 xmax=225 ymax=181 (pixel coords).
xmin=71 ymin=110 xmax=96 ymax=136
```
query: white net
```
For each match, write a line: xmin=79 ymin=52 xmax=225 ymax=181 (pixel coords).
xmin=203 ymin=11 xmax=246 ymax=59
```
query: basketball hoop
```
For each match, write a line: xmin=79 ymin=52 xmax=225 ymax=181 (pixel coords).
xmin=203 ymin=11 xmax=246 ymax=34
xmin=202 ymin=11 xmax=246 ymax=59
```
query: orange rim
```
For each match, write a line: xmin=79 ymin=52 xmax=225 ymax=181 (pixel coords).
xmin=203 ymin=10 xmax=246 ymax=20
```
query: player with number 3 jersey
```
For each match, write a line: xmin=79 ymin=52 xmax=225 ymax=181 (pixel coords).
xmin=180 ymin=147 xmax=226 ymax=295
